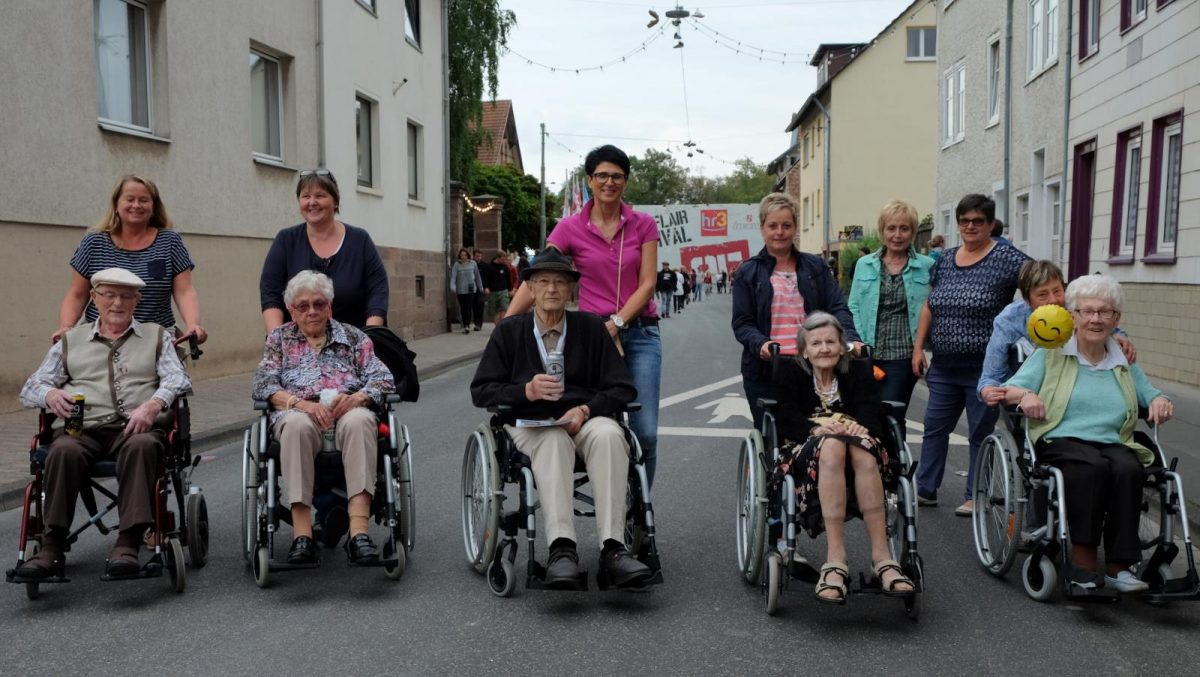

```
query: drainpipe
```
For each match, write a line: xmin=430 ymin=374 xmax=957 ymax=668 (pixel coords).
xmin=1059 ymin=0 xmax=1074 ymax=267
xmin=1003 ymin=0 xmax=1013 ymax=228
xmin=442 ymin=0 xmax=452 ymax=330
xmin=316 ymin=0 xmax=326 ymax=166
xmin=812 ymin=97 xmax=832 ymax=255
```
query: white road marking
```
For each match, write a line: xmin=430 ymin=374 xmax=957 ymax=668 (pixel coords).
xmin=693 ymin=393 xmax=753 ymax=424
xmin=658 ymin=426 xmax=749 ymax=438
xmin=659 ymin=375 xmax=744 ymax=408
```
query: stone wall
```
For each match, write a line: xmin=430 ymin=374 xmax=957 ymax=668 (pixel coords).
xmin=379 ymin=246 xmax=448 ymax=341
xmin=1120 ymin=283 xmax=1200 ymax=387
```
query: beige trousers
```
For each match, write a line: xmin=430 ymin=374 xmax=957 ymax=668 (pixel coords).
xmin=504 ymin=417 xmax=629 ymax=547
xmin=273 ymin=407 xmax=378 ymax=506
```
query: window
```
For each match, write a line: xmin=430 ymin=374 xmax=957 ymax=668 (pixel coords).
xmin=1121 ymin=0 xmax=1148 ymax=31
xmin=1069 ymin=139 xmax=1098 ymax=279
xmin=943 ymin=61 xmax=965 ymax=145
xmin=1080 ymin=0 xmax=1100 ymax=59
xmin=249 ymin=51 xmax=282 ymax=160
xmin=987 ymin=38 xmax=1001 ymax=123
xmin=407 ymin=121 xmax=421 ymax=200
xmin=95 ymin=0 xmax=150 ymax=130
xmin=405 ymin=0 xmax=421 ymax=45
xmin=1110 ymin=126 xmax=1142 ymax=259
xmin=1045 ymin=181 xmax=1062 ymax=257
xmin=941 ymin=209 xmax=954 ymax=245
xmin=1015 ymin=193 xmax=1030 ymax=249
xmin=802 ymin=133 xmax=810 ymax=167
xmin=415 ymin=275 xmax=425 ymax=300
xmin=802 ymin=196 xmax=812 ymax=231
xmin=1146 ymin=113 xmax=1183 ymax=259
xmin=356 ymin=0 xmax=377 ymax=13
xmin=355 ymin=95 xmax=375 ymax=187
xmin=906 ymin=27 xmax=937 ymax=60
xmin=1028 ymin=0 xmax=1059 ymax=76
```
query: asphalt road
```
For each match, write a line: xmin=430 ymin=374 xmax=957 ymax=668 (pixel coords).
xmin=3 ymin=293 xmax=1198 ymax=676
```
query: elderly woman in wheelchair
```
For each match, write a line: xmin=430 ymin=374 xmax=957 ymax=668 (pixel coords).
xmin=766 ymin=312 xmax=914 ymax=606
xmin=250 ymin=271 xmax=395 ymax=568
xmin=998 ymin=274 xmax=1173 ymax=597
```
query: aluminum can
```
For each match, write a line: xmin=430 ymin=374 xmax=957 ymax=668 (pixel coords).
xmin=546 ymin=350 xmax=565 ymax=387
xmin=66 ymin=393 xmax=85 ymax=438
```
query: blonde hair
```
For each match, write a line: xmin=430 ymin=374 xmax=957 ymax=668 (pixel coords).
xmin=92 ymin=174 xmax=174 ymax=233
xmin=877 ymin=199 xmax=919 ymax=239
xmin=758 ymin=192 xmax=801 ymax=227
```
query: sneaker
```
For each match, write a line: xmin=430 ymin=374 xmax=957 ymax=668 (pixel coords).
xmin=917 ymin=491 xmax=938 ymax=507
xmin=1105 ymin=569 xmax=1150 ymax=593
xmin=954 ymin=500 xmax=974 ymax=517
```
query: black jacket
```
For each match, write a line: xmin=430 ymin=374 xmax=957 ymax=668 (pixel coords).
xmin=470 ymin=311 xmax=636 ymax=420
xmin=771 ymin=357 xmax=885 ymax=445
xmin=731 ymin=246 xmax=859 ymax=384
xmin=479 ymin=261 xmax=511 ymax=292
xmin=656 ymin=269 xmax=676 ymax=293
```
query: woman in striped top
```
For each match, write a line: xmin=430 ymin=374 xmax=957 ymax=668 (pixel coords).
xmin=54 ymin=175 xmax=205 ymax=345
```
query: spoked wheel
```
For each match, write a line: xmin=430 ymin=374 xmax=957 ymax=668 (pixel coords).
xmin=383 ymin=538 xmax=406 ymax=581
xmin=23 ymin=541 xmax=40 ymax=601
xmin=186 ymin=492 xmax=209 ymax=568
xmin=242 ymin=427 xmax=260 ymax=563
xmin=902 ymin=550 xmax=924 ymax=620
xmin=764 ymin=552 xmax=784 ymax=616
xmin=253 ymin=546 xmax=271 ymax=588
xmin=165 ymin=538 xmax=186 ymax=593
xmin=736 ymin=431 xmax=767 ymax=585
xmin=397 ymin=424 xmax=416 ymax=552
xmin=1022 ymin=556 xmax=1057 ymax=602
xmin=1138 ymin=484 xmax=1165 ymax=552
xmin=461 ymin=427 xmax=500 ymax=574
xmin=972 ymin=430 xmax=1022 ymax=577
xmin=487 ymin=543 xmax=517 ymax=597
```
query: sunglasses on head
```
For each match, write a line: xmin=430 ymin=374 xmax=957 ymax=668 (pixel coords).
xmin=299 ymin=169 xmax=333 ymax=179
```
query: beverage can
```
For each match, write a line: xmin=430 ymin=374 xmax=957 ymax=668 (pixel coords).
xmin=546 ymin=350 xmax=565 ymax=387
xmin=66 ymin=393 xmax=85 ymax=438
xmin=319 ymin=389 xmax=338 ymax=451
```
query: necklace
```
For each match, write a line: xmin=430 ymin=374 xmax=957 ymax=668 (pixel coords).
xmin=813 ymin=374 xmax=839 ymax=404
xmin=307 ymin=334 xmax=327 ymax=353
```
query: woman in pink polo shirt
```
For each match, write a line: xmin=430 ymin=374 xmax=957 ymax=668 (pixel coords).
xmin=506 ymin=145 xmax=663 ymax=486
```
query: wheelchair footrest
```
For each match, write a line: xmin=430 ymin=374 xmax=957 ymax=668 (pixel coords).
xmin=1063 ymin=587 xmax=1121 ymax=604
xmin=267 ymin=561 xmax=321 ymax=573
xmin=526 ymin=560 xmax=590 ymax=591
xmin=598 ymin=568 xmax=662 ymax=592
xmin=6 ymin=569 xmax=70 ymax=585
xmin=347 ymin=556 xmax=399 ymax=568
xmin=101 ymin=561 xmax=164 ymax=582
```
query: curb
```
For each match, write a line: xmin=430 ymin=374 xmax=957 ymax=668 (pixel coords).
xmin=0 ymin=350 xmax=484 ymax=513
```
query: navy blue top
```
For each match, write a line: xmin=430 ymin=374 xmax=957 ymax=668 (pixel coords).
xmin=926 ymin=242 xmax=1030 ymax=366
xmin=70 ymin=230 xmax=194 ymax=328
xmin=259 ymin=223 xmax=389 ymax=328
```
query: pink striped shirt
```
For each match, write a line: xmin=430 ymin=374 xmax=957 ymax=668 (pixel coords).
xmin=769 ymin=271 xmax=806 ymax=355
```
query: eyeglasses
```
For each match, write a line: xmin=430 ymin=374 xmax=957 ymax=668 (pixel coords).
xmin=1073 ymin=308 xmax=1117 ymax=320
xmin=299 ymin=169 xmax=333 ymax=179
xmin=94 ymin=291 xmax=138 ymax=302
xmin=957 ymin=217 xmax=988 ymax=227
xmin=291 ymin=300 xmax=330 ymax=314
xmin=590 ymin=172 xmax=627 ymax=184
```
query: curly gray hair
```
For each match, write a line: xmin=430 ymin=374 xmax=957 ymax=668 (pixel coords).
xmin=1065 ymin=274 xmax=1122 ymax=312
xmin=283 ymin=270 xmax=335 ymax=306
xmin=794 ymin=311 xmax=851 ymax=375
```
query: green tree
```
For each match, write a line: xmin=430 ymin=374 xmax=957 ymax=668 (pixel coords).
xmin=623 ymin=148 xmax=689 ymax=205
xmin=448 ymin=0 xmax=516 ymax=185
xmin=467 ymin=162 xmax=546 ymax=251
xmin=712 ymin=158 xmax=775 ymax=204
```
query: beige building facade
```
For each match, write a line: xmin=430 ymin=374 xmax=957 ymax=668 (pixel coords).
xmin=0 ymin=0 xmax=447 ymax=409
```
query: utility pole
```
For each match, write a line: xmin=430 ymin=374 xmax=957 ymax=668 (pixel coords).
xmin=539 ymin=122 xmax=547 ymax=248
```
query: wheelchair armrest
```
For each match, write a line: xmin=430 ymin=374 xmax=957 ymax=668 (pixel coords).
xmin=253 ymin=399 xmax=270 ymax=411
xmin=881 ymin=400 xmax=906 ymax=418
xmin=385 ymin=393 xmax=402 ymax=404
xmin=487 ymin=404 xmax=513 ymax=414
xmin=623 ymin=402 xmax=642 ymax=413
xmin=756 ymin=397 xmax=778 ymax=412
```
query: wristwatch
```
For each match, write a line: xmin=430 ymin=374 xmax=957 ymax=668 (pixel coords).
xmin=609 ymin=314 xmax=626 ymax=329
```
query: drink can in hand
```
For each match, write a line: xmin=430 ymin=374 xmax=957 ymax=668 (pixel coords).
xmin=66 ymin=393 xmax=85 ymax=438
xmin=546 ymin=350 xmax=564 ymax=387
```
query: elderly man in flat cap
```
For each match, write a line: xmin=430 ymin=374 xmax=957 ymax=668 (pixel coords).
xmin=471 ymin=248 xmax=652 ymax=590
xmin=17 ymin=267 xmax=191 ymax=579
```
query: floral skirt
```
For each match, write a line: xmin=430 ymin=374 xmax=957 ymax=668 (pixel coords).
xmin=779 ymin=433 xmax=896 ymax=538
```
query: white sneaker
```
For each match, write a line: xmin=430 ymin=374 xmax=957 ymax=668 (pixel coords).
xmin=1104 ymin=569 xmax=1149 ymax=593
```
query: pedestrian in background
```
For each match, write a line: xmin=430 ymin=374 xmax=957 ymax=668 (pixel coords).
xmin=704 ymin=270 xmax=713 ymax=297
xmin=471 ymin=250 xmax=486 ymax=330
xmin=450 ymin=247 xmax=484 ymax=334
xmin=991 ymin=219 xmax=1013 ymax=247
xmin=673 ymin=267 xmax=686 ymax=314
xmin=927 ymin=234 xmax=945 ymax=262
xmin=482 ymin=252 xmax=513 ymax=326
xmin=656 ymin=261 xmax=675 ymax=318
xmin=717 ymin=271 xmax=728 ymax=294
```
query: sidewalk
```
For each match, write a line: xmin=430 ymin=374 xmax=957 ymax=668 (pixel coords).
xmin=0 ymin=327 xmax=493 ymax=511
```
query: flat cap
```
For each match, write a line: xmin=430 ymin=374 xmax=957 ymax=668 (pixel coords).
xmin=90 ymin=267 xmax=145 ymax=289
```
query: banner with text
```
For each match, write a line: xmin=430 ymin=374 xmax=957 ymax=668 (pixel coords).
xmin=633 ymin=203 xmax=762 ymax=274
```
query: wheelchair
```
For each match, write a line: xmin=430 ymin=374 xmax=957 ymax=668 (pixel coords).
xmin=734 ymin=354 xmax=923 ymax=618
xmin=6 ymin=395 xmax=209 ymax=600
xmin=971 ymin=404 xmax=1200 ymax=604
xmin=241 ymin=394 xmax=414 ymax=587
xmin=460 ymin=403 xmax=663 ymax=596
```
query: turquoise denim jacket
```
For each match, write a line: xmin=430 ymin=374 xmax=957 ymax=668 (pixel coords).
xmin=847 ymin=249 xmax=934 ymax=348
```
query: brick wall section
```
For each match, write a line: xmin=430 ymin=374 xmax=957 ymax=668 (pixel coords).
xmin=785 ymin=163 xmax=801 ymax=202
xmin=378 ymin=246 xmax=447 ymax=340
xmin=1119 ymin=283 xmax=1200 ymax=387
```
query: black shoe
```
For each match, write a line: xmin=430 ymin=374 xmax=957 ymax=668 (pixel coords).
xmin=287 ymin=536 xmax=318 ymax=565
xmin=917 ymin=490 xmax=938 ymax=507
xmin=545 ymin=542 xmax=582 ymax=589
xmin=320 ymin=506 xmax=349 ymax=549
xmin=345 ymin=533 xmax=379 ymax=564
xmin=599 ymin=544 xmax=652 ymax=588
xmin=15 ymin=547 xmax=64 ymax=580
xmin=473 ymin=326 xmax=482 ymax=331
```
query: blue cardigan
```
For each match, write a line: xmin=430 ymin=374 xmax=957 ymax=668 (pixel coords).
xmin=846 ymin=249 xmax=934 ymax=349
xmin=731 ymin=246 xmax=859 ymax=384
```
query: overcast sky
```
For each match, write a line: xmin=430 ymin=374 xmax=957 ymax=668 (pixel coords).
xmin=495 ymin=0 xmax=921 ymax=192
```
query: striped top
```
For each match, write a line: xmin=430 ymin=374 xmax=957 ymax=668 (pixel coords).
xmin=70 ymin=230 xmax=195 ymax=328
xmin=768 ymin=271 xmax=806 ymax=355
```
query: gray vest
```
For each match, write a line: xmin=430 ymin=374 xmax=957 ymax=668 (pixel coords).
xmin=62 ymin=322 xmax=168 ymax=429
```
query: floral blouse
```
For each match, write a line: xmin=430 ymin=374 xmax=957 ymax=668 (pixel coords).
xmin=251 ymin=319 xmax=395 ymax=426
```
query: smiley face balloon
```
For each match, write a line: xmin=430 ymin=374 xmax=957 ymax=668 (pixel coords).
xmin=1027 ymin=304 xmax=1073 ymax=349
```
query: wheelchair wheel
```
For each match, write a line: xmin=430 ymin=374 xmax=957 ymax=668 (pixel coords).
xmin=242 ymin=427 xmax=260 ymax=562
xmin=487 ymin=545 xmax=517 ymax=598
xmin=253 ymin=545 xmax=271 ymax=588
xmin=902 ymin=550 xmax=924 ymax=620
xmin=397 ymin=424 xmax=416 ymax=552
xmin=23 ymin=541 xmax=40 ymax=601
xmin=1022 ymin=556 xmax=1056 ymax=602
xmin=1138 ymin=485 xmax=1164 ymax=551
xmin=736 ymin=431 xmax=768 ymax=585
xmin=383 ymin=539 xmax=406 ymax=581
xmin=186 ymin=491 xmax=209 ymax=568
xmin=972 ymin=430 xmax=1021 ymax=577
xmin=764 ymin=551 xmax=784 ymax=616
xmin=462 ymin=426 xmax=500 ymax=574
xmin=165 ymin=538 xmax=186 ymax=593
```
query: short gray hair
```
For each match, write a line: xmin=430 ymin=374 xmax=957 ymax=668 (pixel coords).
xmin=1065 ymin=274 xmax=1122 ymax=312
xmin=794 ymin=311 xmax=851 ymax=375
xmin=758 ymin=192 xmax=801 ymax=227
xmin=283 ymin=270 xmax=335 ymax=306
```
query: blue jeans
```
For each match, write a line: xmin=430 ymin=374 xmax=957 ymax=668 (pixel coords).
xmin=875 ymin=358 xmax=918 ymax=420
xmin=916 ymin=358 xmax=998 ymax=501
xmin=620 ymin=324 xmax=662 ymax=487
xmin=656 ymin=290 xmax=673 ymax=316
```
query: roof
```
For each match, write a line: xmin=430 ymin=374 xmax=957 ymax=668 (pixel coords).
xmin=473 ymin=100 xmax=524 ymax=171
xmin=808 ymin=42 xmax=865 ymax=67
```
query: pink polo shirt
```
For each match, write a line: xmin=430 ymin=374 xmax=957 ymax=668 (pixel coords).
xmin=547 ymin=200 xmax=660 ymax=318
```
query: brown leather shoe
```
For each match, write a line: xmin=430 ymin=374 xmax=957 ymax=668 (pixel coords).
xmin=15 ymin=538 xmax=65 ymax=580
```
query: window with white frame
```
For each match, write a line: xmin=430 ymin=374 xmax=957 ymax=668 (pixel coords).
xmin=802 ymin=133 xmax=810 ymax=167
xmin=907 ymin=27 xmax=937 ymax=60
xmin=95 ymin=0 xmax=150 ymax=130
xmin=941 ymin=209 xmax=957 ymax=245
xmin=1081 ymin=0 xmax=1100 ymax=58
xmin=405 ymin=0 xmax=421 ymax=45
xmin=1045 ymin=181 xmax=1062 ymax=256
xmin=1121 ymin=0 xmax=1148 ymax=31
xmin=1028 ymin=0 xmax=1059 ymax=77
xmin=1015 ymin=193 xmax=1030 ymax=248
xmin=802 ymin=196 xmax=812 ymax=231
xmin=1147 ymin=116 xmax=1182 ymax=257
xmin=250 ymin=51 xmax=282 ymax=160
xmin=407 ymin=121 xmax=422 ymax=200
xmin=355 ymin=95 xmax=375 ymax=187
xmin=943 ymin=61 xmax=965 ymax=145
xmin=987 ymin=38 xmax=1001 ymax=123
xmin=1112 ymin=128 xmax=1142 ymax=258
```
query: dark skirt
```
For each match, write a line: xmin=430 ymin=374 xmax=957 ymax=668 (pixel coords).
xmin=781 ymin=433 xmax=895 ymax=537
